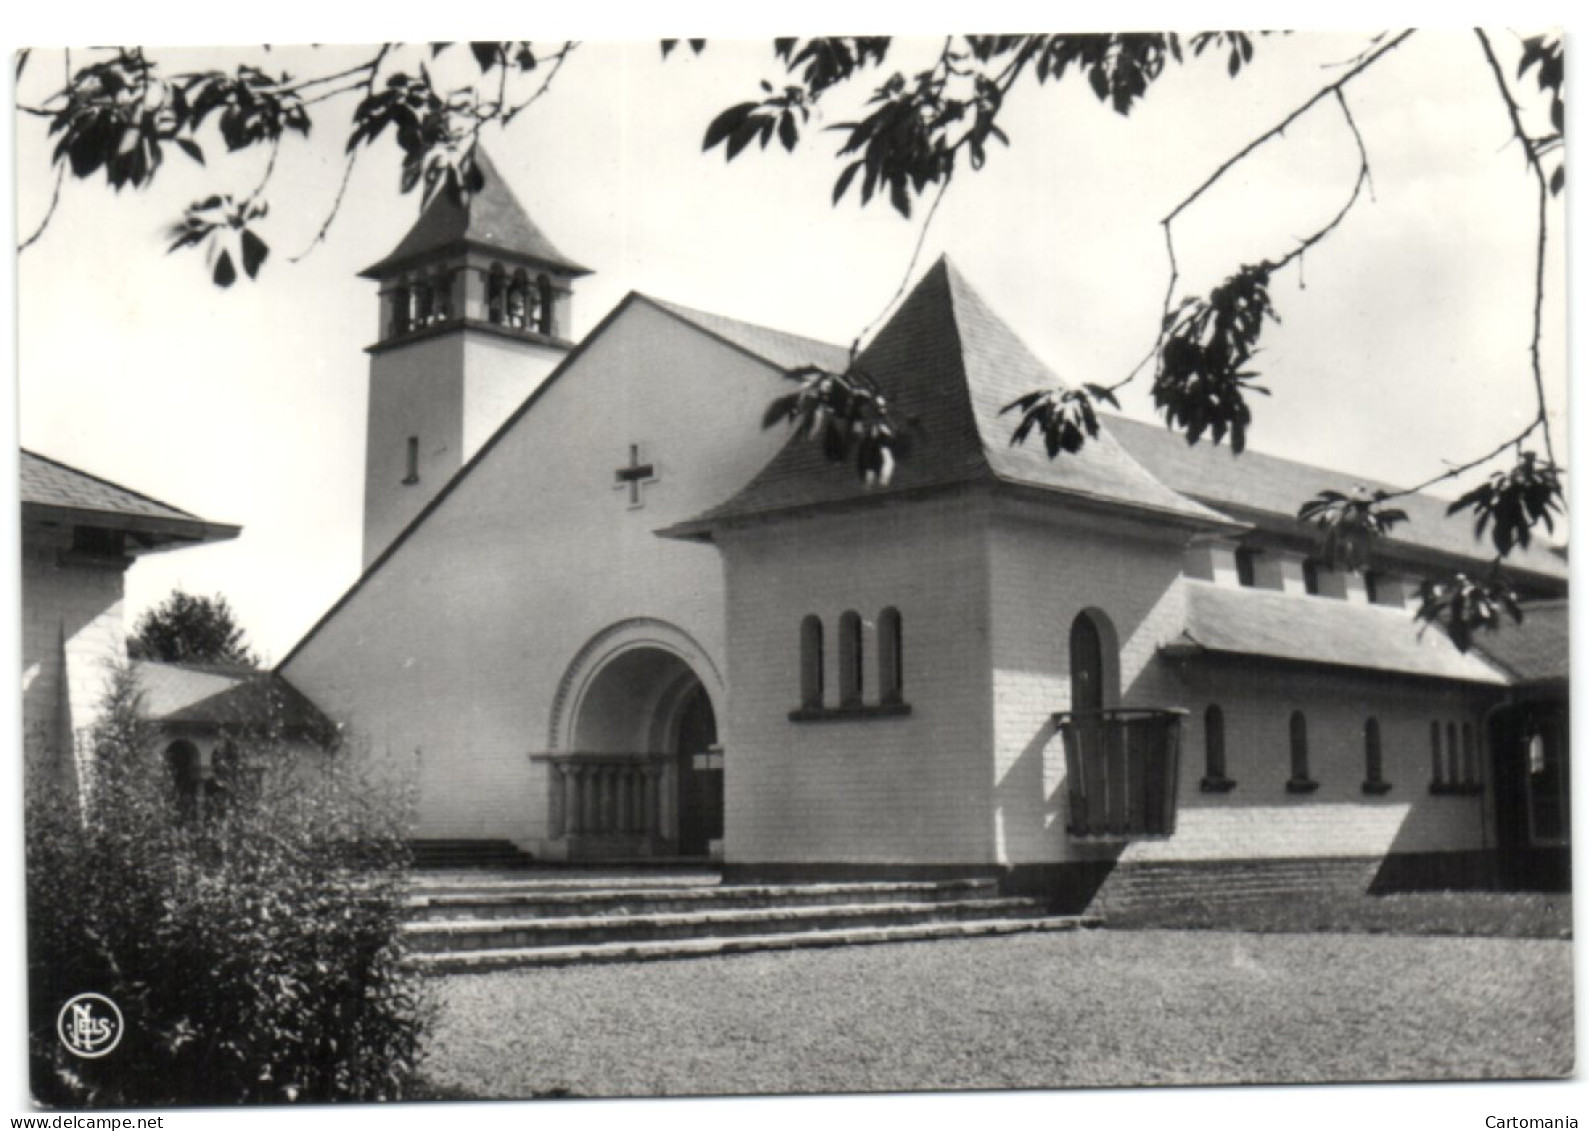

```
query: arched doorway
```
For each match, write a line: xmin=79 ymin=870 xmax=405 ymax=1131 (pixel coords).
xmin=674 ymin=683 xmax=721 ymax=857
xmin=563 ymin=641 xmax=723 ymax=859
xmin=1069 ymin=607 xmax=1120 ymax=713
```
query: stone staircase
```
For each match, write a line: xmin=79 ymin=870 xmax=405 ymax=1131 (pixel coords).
xmin=402 ymin=873 xmax=1098 ymax=972
xmin=409 ymin=839 xmax=538 ymax=870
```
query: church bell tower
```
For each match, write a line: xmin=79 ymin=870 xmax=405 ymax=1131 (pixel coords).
xmin=357 ymin=147 xmax=590 ymax=567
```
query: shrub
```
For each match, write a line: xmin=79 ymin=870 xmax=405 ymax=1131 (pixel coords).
xmin=26 ymin=665 xmax=430 ymax=1107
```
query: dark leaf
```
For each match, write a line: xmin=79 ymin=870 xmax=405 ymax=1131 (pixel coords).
xmin=778 ymin=111 xmax=798 ymax=152
xmin=212 ymin=248 xmax=237 ymax=287
xmin=240 ymin=229 xmax=269 ymax=279
xmin=470 ymin=42 xmax=502 ymax=72
xmin=703 ymin=102 xmax=755 ymax=154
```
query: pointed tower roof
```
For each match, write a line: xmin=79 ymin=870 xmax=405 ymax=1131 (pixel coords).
xmin=359 ymin=147 xmax=590 ymax=279
xmin=671 ymin=257 xmax=1228 ymax=534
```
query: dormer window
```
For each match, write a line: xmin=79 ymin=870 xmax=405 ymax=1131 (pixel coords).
xmin=1235 ymin=548 xmax=1257 ymax=588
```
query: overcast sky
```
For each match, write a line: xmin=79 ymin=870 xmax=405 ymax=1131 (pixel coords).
xmin=12 ymin=30 xmax=1570 ymax=662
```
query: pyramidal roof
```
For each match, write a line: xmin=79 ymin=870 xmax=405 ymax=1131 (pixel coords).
xmin=360 ymin=147 xmax=590 ymax=279
xmin=676 ymin=257 xmax=1228 ymax=533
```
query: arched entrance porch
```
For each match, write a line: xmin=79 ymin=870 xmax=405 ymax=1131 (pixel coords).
xmin=540 ymin=621 xmax=724 ymax=860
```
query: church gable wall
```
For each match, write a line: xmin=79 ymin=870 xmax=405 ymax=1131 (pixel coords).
xmin=718 ymin=492 xmax=997 ymax=865
xmin=282 ymin=300 xmax=793 ymax=845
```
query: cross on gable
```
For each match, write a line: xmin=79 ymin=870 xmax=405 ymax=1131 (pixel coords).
xmin=614 ymin=444 xmax=658 ymax=507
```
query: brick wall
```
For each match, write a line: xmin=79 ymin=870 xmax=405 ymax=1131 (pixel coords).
xmin=20 ymin=524 xmax=129 ymax=788
xmin=718 ymin=491 xmax=997 ymax=865
xmin=985 ymin=500 xmax=1504 ymax=868
xmin=986 ymin=500 xmax=1193 ymax=865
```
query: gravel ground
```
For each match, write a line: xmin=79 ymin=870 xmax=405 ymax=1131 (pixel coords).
xmin=419 ymin=929 xmax=1573 ymax=1098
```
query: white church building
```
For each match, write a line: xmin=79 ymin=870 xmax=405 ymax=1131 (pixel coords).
xmin=276 ymin=152 xmax=1568 ymax=907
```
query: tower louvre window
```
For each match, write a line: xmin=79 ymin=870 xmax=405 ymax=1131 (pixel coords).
xmin=487 ymin=264 xmax=507 ymax=324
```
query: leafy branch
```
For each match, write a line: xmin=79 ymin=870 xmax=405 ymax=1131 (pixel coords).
xmin=705 ymin=30 xmax=1563 ymax=652
xmin=18 ymin=42 xmax=581 ymax=274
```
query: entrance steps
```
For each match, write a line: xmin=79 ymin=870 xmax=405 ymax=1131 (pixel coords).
xmin=402 ymin=874 xmax=1098 ymax=972
xmin=409 ymin=839 xmax=537 ymax=870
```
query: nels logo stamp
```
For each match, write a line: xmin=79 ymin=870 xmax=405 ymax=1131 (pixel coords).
xmin=57 ymin=993 xmax=124 ymax=1059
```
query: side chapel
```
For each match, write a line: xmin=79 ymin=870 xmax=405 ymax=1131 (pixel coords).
xmin=277 ymin=151 xmax=1569 ymax=903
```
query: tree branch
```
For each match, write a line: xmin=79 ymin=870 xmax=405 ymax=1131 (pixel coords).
xmin=1474 ymin=28 xmax=1558 ymax=471
xmin=500 ymin=42 xmax=579 ymax=125
xmin=289 ymin=150 xmax=360 ymax=263
xmin=1165 ymin=28 xmax=1415 ymax=225
xmin=18 ymin=162 xmax=66 ymax=253
xmin=850 ymin=175 xmax=952 ymax=358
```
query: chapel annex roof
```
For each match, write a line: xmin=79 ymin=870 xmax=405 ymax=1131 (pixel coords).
xmin=1169 ymin=580 xmax=1512 ymax=685
xmin=1468 ymin=599 xmax=1570 ymax=687
xmin=1103 ymin=415 xmax=1568 ymax=585
xmin=672 ymin=256 xmax=1231 ymax=534
xmin=359 ymin=147 xmax=590 ymax=279
xmin=134 ymin=659 xmax=334 ymax=737
xmin=20 ymin=448 xmax=240 ymax=550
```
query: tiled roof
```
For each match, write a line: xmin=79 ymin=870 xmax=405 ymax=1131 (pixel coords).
xmin=643 ymin=296 xmax=852 ymax=374
xmin=134 ymin=660 xmax=331 ymax=735
xmin=1470 ymin=599 xmax=1569 ymax=685
xmin=1105 ymin=415 xmax=1568 ymax=583
xmin=1173 ymin=580 xmax=1510 ymax=685
xmin=360 ymin=147 xmax=590 ymax=278
xmin=20 ymin=449 xmax=239 ymax=544
xmin=683 ymin=258 xmax=1229 ymax=531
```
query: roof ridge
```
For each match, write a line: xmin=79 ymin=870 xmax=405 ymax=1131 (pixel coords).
xmin=1098 ymin=412 xmax=1453 ymax=502
xmin=640 ymin=294 xmax=849 ymax=361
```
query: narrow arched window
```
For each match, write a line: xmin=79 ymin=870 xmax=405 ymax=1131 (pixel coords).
xmin=1363 ymin=717 xmax=1386 ymax=791
xmin=799 ymin=615 xmax=824 ymax=710
xmin=1288 ymin=711 xmax=1312 ymax=787
xmin=878 ymin=607 xmax=903 ymax=705
xmin=1447 ymin=721 xmax=1460 ymax=787
xmin=165 ymin=740 xmax=202 ymax=821
xmin=487 ymin=263 xmax=507 ymax=324
xmin=536 ymin=274 xmax=555 ymax=335
xmin=1462 ymin=722 xmax=1478 ymax=787
xmin=838 ymin=610 xmax=863 ymax=707
xmin=1430 ymin=720 xmax=1443 ymax=787
xmin=1204 ymin=704 xmax=1227 ymax=781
